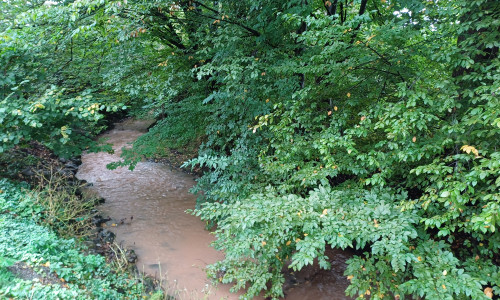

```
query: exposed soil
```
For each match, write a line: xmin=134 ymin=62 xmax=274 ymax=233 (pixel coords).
xmin=7 ymin=261 xmax=62 ymax=286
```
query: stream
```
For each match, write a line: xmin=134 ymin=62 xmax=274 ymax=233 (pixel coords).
xmin=76 ymin=118 xmax=352 ymax=300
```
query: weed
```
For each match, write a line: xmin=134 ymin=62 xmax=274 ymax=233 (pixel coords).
xmin=31 ymin=168 xmax=96 ymax=238
xmin=109 ymin=242 xmax=132 ymax=273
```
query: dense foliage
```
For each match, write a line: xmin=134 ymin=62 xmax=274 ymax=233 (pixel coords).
xmin=0 ymin=179 xmax=148 ymax=299
xmin=1 ymin=0 xmax=499 ymax=299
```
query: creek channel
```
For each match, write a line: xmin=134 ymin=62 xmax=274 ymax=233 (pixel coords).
xmin=76 ymin=118 xmax=353 ymax=300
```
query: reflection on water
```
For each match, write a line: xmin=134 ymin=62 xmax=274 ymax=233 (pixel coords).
xmin=77 ymin=118 xmax=352 ymax=300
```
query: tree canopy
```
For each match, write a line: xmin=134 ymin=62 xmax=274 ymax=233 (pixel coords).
xmin=1 ymin=0 xmax=499 ymax=299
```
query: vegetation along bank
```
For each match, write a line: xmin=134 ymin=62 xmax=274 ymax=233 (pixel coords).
xmin=1 ymin=0 xmax=499 ymax=299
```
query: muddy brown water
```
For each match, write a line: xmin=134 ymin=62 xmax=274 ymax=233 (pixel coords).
xmin=76 ymin=118 xmax=352 ymax=300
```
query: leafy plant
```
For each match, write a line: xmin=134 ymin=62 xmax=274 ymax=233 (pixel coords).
xmin=1 ymin=0 xmax=499 ymax=299
xmin=0 ymin=179 xmax=148 ymax=299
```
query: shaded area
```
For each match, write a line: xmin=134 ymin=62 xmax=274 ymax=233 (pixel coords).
xmin=77 ymin=118 xmax=353 ymax=299
xmin=7 ymin=261 xmax=62 ymax=286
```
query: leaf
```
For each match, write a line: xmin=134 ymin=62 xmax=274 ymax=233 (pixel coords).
xmin=202 ymin=92 xmax=216 ymax=104
xmin=440 ymin=191 xmax=450 ymax=198
xmin=484 ymin=287 xmax=493 ymax=299
xmin=460 ymin=145 xmax=479 ymax=157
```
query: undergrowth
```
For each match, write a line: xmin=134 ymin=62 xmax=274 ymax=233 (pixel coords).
xmin=0 ymin=178 xmax=166 ymax=299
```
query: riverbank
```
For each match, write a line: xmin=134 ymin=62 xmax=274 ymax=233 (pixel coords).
xmin=0 ymin=139 xmax=165 ymax=299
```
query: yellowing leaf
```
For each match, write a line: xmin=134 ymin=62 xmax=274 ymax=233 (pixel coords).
xmin=484 ymin=287 xmax=493 ymax=299
xmin=460 ymin=145 xmax=479 ymax=157
xmin=261 ymin=241 xmax=266 ymax=246
xmin=286 ymin=241 xmax=291 ymax=246
xmin=334 ymin=106 xmax=338 ymax=111
xmin=347 ymin=92 xmax=351 ymax=97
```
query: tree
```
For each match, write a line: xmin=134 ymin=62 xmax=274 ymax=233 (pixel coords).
xmin=1 ymin=0 xmax=498 ymax=298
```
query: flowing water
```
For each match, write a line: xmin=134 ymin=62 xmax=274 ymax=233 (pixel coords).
xmin=76 ymin=119 xmax=352 ymax=300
